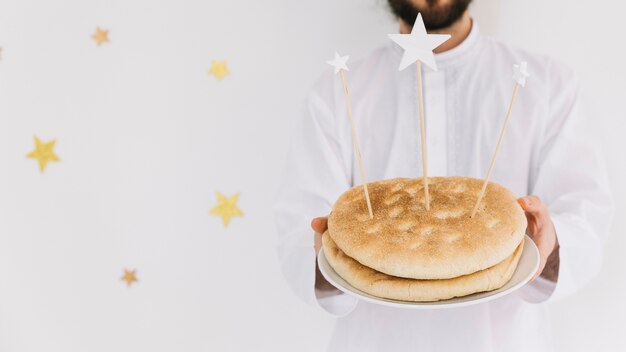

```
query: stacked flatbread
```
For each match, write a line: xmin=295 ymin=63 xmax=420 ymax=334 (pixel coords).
xmin=323 ymin=177 xmax=527 ymax=302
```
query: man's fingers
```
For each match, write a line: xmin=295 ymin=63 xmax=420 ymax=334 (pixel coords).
xmin=519 ymin=195 xmax=551 ymax=233
xmin=311 ymin=217 xmax=328 ymax=234
xmin=518 ymin=195 xmax=544 ymax=214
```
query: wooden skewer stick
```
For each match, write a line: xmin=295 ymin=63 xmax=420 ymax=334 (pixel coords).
xmin=339 ymin=70 xmax=374 ymax=219
xmin=416 ymin=61 xmax=430 ymax=211
xmin=470 ymin=83 xmax=521 ymax=218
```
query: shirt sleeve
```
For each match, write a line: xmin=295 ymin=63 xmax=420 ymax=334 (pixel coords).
xmin=518 ymin=61 xmax=614 ymax=303
xmin=273 ymin=76 xmax=358 ymax=316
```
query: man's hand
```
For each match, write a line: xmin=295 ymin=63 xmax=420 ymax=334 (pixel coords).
xmin=311 ymin=216 xmax=328 ymax=255
xmin=311 ymin=216 xmax=338 ymax=292
xmin=518 ymin=195 xmax=560 ymax=281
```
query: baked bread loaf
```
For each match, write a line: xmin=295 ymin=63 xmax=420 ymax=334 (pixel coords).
xmin=323 ymin=233 xmax=524 ymax=302
xmin=327 ymin=177 xmax=526 ymax=280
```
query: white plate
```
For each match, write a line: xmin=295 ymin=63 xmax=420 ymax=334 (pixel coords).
xmin=317 ymin=235 xmax=540 ymax=309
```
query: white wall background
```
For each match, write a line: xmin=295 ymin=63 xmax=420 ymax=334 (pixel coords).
xmin=0 ymin=0 xmax=624 ymax=351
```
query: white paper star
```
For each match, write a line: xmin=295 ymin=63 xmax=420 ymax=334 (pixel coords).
xmin=388 ymin=13 xmax=451 ymax=71
xmin=327 ymin=52 xmax=349 ymax=75
xmin=513 ymin=61 xmax=530 ymax=87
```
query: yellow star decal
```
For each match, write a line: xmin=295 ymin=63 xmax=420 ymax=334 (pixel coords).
xmin=91 ymin=27 xmax=110 ymax=46
xmin=210 ymin=192 xmax=243 ymax=227
xmin=208 ymin=60 xmax=229 ymax=80
xmin=26 ymin=136 xmax=60 ymax=173
xmin=121 ymin=269 xmax=138 ymax=287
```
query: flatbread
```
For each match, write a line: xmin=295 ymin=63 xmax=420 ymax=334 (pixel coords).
xmin=323 ymin=232 xmax=524 ymax=302
xmin=328 ymin=177 xmax=527 ymax=279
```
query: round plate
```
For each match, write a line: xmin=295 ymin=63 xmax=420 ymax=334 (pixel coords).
xmin=317 ymin=235 xmax=540 ymax=309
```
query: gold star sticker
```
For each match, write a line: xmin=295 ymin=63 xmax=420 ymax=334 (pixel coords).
xmin=208 ymin=60 xmax=229 ymax=80
xmin=210 ymin=192 xmax=243 ymax=227
xmin=121 ymin=269 xmax=138 ymax=287
xmin=26 ymin=136 xmax=60 ymax=173
xmin=91 ymin=27 xmax=110 ymax=46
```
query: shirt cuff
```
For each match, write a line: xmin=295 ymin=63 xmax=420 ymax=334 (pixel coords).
xmin=517 ymin=276 xmax=557 ymax=303
xmin=518 ymin=213 xmax=603 ymax=304
xmin=314 ymin=288 xmax=358 ymax=317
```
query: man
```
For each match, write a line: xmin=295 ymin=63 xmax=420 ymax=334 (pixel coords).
xmin=274 ymin=0 xmax=613 ymax=351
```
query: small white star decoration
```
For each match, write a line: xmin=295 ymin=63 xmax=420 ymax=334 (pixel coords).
xmin=513 ymin=62 xmax=530 ymax=87
xmin=327 ymin=52 xmax=349 ymax=74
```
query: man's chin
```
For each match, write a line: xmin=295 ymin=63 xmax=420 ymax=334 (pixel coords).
xmin=388 ymin=0 xmax=472 ymax=31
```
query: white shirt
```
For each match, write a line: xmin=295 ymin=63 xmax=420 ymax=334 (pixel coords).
xmin=274 ymin=23 xmax=613 ymax=352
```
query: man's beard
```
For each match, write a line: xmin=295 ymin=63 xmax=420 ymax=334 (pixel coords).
xmin=387 ymin=0 xmax=472 ymax=31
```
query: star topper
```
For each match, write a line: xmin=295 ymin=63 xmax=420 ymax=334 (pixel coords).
xmin=327 ymin=52 xmax=349 ymax=75
xmin=513 ymin=61 xmax=529 ymax=87
xmin=388 ymin=13 xmax=451 ymax=71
